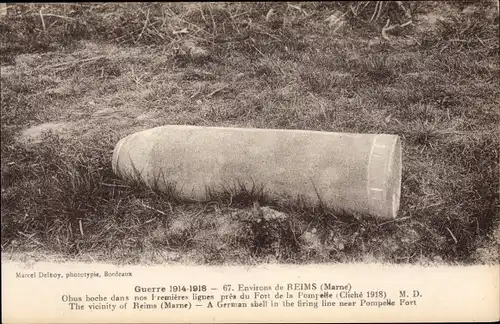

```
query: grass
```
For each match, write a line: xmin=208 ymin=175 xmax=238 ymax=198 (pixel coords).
xmin=1 ymin=1 xmax=499 ymax=265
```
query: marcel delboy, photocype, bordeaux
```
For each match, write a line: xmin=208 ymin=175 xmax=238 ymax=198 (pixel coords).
xmin=1 ymin=1 xmax=499 ymax=323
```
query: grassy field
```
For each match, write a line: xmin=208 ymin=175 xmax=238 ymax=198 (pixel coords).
xmin=1 ymin=1 xmax=499 ymax=265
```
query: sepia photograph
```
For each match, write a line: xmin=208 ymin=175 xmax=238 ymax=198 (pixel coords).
xmin=1 ymin=0 xmax=499 ymax=267
xmin=1 ymin=1 xmax=499 ymax=322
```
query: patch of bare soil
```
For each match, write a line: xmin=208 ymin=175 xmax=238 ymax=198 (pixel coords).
xmin=17 ymin=122 xmax=75 ymax=145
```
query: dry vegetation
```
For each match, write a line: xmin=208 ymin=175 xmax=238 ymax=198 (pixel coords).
xmin=1 ymin=1 xmax=499 ymax=265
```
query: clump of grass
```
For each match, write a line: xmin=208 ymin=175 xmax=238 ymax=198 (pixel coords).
xmin=205 ymin=179 xmax=269 ymax=208
xmin=1 ymin=131 xmax=186 ymax=258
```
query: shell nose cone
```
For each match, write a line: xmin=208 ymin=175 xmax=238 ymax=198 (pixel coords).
xmin=112 ymin=136 xmax=128 ymax=175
